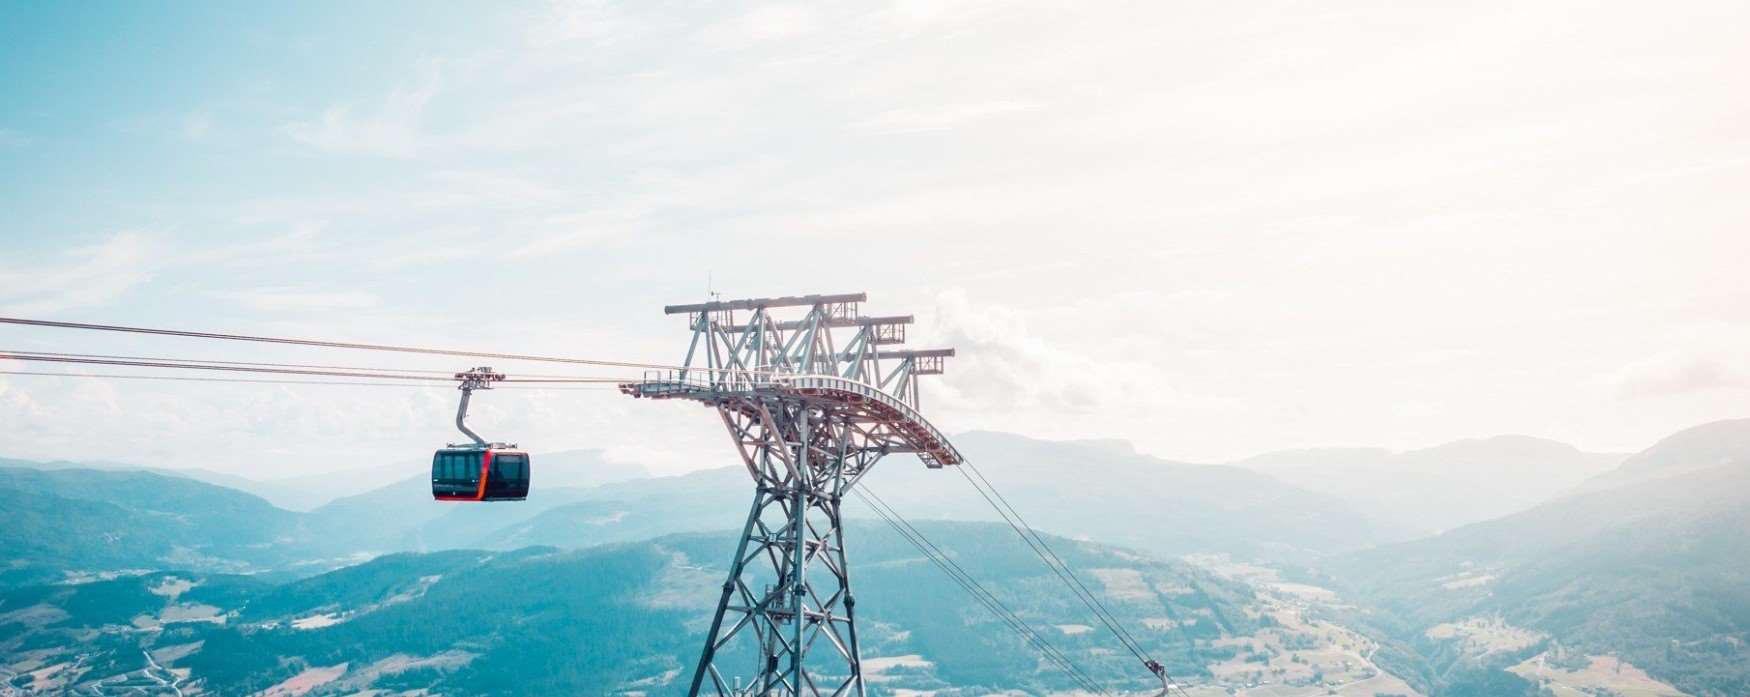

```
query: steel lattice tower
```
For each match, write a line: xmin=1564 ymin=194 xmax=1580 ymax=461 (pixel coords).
xmin=622 ymin=293 xmax=961 ymax=697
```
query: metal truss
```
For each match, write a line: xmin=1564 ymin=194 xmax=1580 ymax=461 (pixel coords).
xmin=660 ymin=292 xmax=950 ymax=413
xmin=622 ymin=293 xmax=960 ymax=697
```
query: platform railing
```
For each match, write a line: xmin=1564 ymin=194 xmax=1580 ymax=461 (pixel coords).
xmin=626 ymin=370 xmax=961 ymax=464
xmin=631 ymin=367 xmax=790 ymax=393
xmin=774 ymin=374 xmax=961 ymax=464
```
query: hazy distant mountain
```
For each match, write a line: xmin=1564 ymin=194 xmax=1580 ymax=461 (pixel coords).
xmin=0 ymin=449 xmax=655 ymax=589
xmin=1 ymin=523 xmax=1259 ymax=696
xmin=301 ymin=449 xmax=651 ymax=553
xmin=1574 ymin=417 xmax=1750 ymax=494
xmin=0 ymin=468 xmax=314 ymax=588
xmin=1236 ymin=435 xmax=1625 ymax=533
xmin=0 ymin=448 xmax=652 ymax=512
xmin=0 ymin=456 xmax=323 ymax=512
xmin=227 ymin=464 xmax=422 ymax=511
xmin=879 ymin=431 xmax=1398 ymax=557
xmin=474 ymin=464 xmax=748 ymax=551
xmin=4 ymin=432 xmax=1381 ymax=565
xmin=488 ymin=431 xmax=1397 ymax=560
xmin=254 ymin=448 xmax=649 ymax=510
xmin=1320 ymin=419 xmax=1750 ymax=697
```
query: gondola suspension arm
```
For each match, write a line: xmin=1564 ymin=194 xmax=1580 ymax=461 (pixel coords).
xmin=453 ymin=367 xmax=504 ymax=447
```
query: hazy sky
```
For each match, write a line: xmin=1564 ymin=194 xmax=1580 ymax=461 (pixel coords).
xmin=2 ymin=1 xmax=1746 ymax=477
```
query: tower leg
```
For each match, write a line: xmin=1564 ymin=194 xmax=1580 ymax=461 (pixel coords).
xmin=833 ymin=502 xmax=868 ymax=697
xmin=688 ymin=489 xmax=769 ymax=696
xmin=687 ymin=404 xmax=866 ymax=696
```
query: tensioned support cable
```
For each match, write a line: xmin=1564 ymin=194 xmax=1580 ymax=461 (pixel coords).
xmin=953 ymin=460 xmax=1197 ymax=697
xmin=0 ymin=353 xmax=634 ymax=385
xmin=854 ymin=486 xmax=1111 ymax=696
xmin=0 ymin=316 xmax=754 ymax=375
xmin=0 ymin=370 xmax=625 ymax=390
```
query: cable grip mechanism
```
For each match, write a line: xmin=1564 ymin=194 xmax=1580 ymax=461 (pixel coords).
xmin=453 ymin=366 xmax=505 ymax=446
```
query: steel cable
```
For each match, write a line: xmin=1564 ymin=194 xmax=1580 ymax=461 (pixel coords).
xmin=0 ymin=352 xmax=638 ymax=384
xmin=0 ymin=370 xmax=449 ymax=388
xmin=0 ymin=349 xmax=624 ymax=380
xmin=0 ymin=352 xmax=456 ymax=382
xmin=0 ymin=349 xmax=459 ymax=375
xmin=0 ymin=370 xmax=625 ymax=390
xmin=854 ymin=486 xmax=1112 ymax=696
xmin=954 ymin=461 xmax=1198 ymax=697
xmin=0 ymin=315 xmax=767 ymax=375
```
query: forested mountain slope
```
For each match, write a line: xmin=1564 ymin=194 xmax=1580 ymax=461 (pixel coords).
xmin=1 ymin=524 xmax=1259 ymax=696
xmin=1319 ymin=419 xmax=1750 ymax=697
xmin=0 ymin=468 xmax=312 ymax=589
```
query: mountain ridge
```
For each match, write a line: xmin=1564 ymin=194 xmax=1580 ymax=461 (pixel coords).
xmin=1232 ymin=433 xmax=1626 ymax=533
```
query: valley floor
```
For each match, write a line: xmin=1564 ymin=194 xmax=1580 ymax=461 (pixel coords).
xmin=1182 ymin=555 xmax=1423 ymax=697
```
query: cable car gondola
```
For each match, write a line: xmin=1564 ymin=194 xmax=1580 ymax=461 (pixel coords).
xmin=432 ymin=445 xmax=530 ymax=501
xmin=432 ymin=367 xmax=530 ymax=502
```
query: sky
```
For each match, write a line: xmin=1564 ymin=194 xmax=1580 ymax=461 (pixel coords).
xmin=1 ymin=0 xmax=1747 ymax=479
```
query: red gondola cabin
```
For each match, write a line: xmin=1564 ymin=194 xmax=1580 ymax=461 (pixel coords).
xmin=431 ymin=446 xmax=530 ymax=501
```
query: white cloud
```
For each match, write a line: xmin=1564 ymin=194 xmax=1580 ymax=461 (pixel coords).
xmin=1595 ymin=317 xmax=1750 ymax=399
xmin=283 ymin=71 xmax=440 ymax=158
xmin=697 ymin=5 xmax=819 ymax=48
xmin=369 ymin=245 xmax=479 ymax=272
xmin=0 ymin=378 xmax=47 ymax=419
xmin=411 ymin=170 xmax=563 ymax=210
xmin=525 ymin=0 xmax=646 ymax=47
xmin=505 ymin=208 xmax=646 ymax=258
xmin=1611 ymin=352 xmax=1747 ymax=398
xmin=183 ymin=111 xmax=213 ymax=140
xmin=0 ymin=232 xmax=158 ymax=315
xmin=917 ymin=289 xmax=1199 ymax=417
xmin=216 ymin=287 xmax=383 ymax=313
xmin=0 ymin=127 xmax=29 ymax=148
xmin=852 ymin=101 xmax=1041 ymax=134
